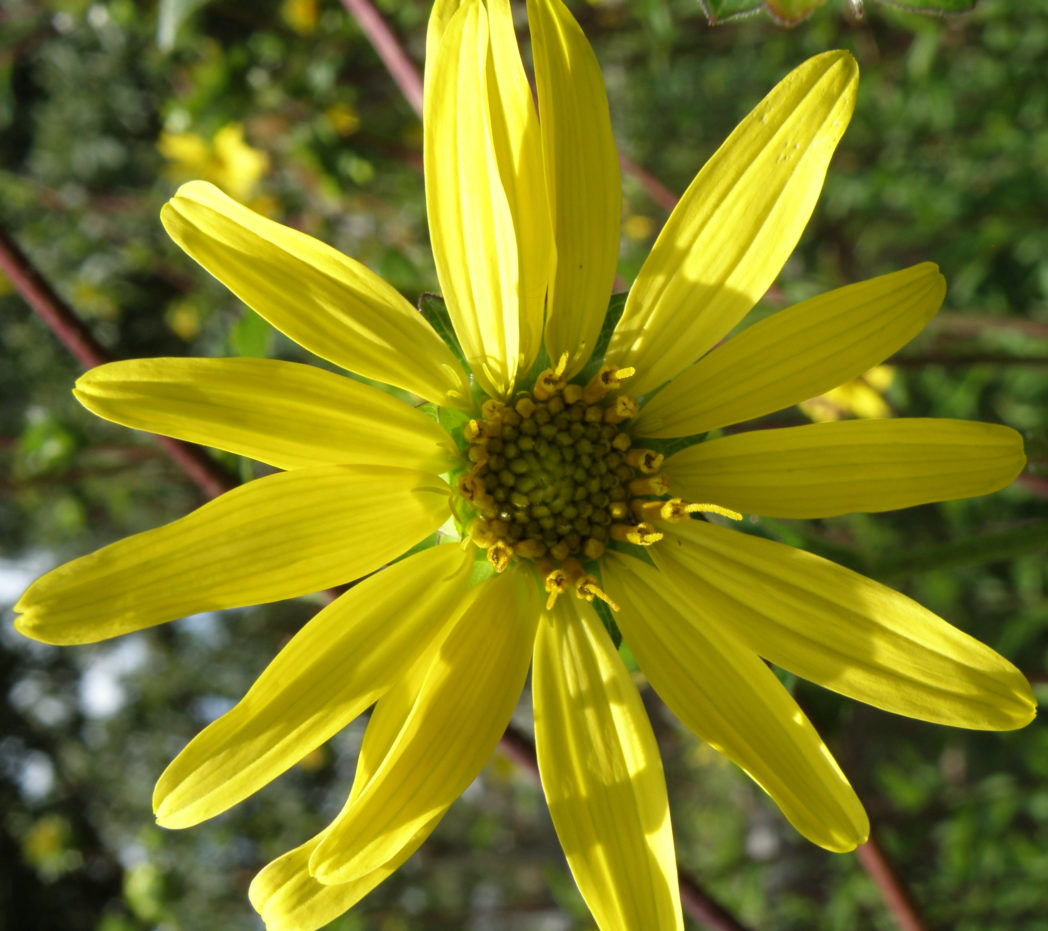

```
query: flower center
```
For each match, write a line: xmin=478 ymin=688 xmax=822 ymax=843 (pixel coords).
xmin=455 ymin=360 xmax=697 ymax=609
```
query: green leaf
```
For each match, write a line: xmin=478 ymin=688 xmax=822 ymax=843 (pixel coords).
xmin=700 ymin=0 xmax=976 ymax=25
xmin=227 ymin=309 xmax=274 ymax=358
xmin=699 ymin=0 xmax=765 ymax=22
xmin=418 ymin=292 xmax=466 ymax=366
xmin=876 ymin=0 xmax=976 ymax=11
xmin=157 ymin=0 xmax=211 ymax=52
xmin=578 ymin=292 xmax=628 ymax=384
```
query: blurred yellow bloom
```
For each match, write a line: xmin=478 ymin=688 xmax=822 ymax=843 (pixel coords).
xmin=622 ymin=213 xmax=655 ymax=240
xmin=164 ymin=299 xmax=202 ymax=341
xmin=800 ymin=364 xmax=895 ymax=422
xmin=18 ymin=1 xmax=1034 ymax=930
xmin=282 ymin=0 xmax=318 ymax=34
xmin=324 ymin=103 xmax=361 ymax=137
xmin=158 ymin=123 xmax=269 ymax=202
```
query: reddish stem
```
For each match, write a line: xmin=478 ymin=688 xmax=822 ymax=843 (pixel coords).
xmin=0 ymin=225 xmax=235 ymax=500
xmin=855 ymin=833 xmax=928 ymax=931
xmin=339 ymin=0 xmax=424 ymax=117
xmin=619 ymin=151 xmax=679 ymax=212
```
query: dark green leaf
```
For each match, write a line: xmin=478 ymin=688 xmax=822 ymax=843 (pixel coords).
xmin=875 ymin=0 xmax=977 ymax=11
xmin=418 ymin=291 xmax=466 ymax=367
xmin=227 ymin=309 xmax=273 ymax=358
xmin=699 ymin=0 xmax=765 ymax=23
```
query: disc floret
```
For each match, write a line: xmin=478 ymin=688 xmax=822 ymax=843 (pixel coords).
xmin=456 ymin=360 xmax=722 ymax=610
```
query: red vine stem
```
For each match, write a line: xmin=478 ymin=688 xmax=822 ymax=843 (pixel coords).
xmin=0 ymin=225 xmax=236 ymax=500
xmin=338 ymin=0 xmax=424 ymax=116
xmin=855 ymin=834 xmax=928 ymax=931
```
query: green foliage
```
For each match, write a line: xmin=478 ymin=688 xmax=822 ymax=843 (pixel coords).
xmin=699 ymin=0 xmax=977 ymax=25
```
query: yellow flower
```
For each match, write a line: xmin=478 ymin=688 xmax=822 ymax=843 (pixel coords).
xmin=800 ymin=365 xmax=895 ymax=421
xmin=16 ymin=1 xmax=1035 ymax=929
xmin=158 ymin=122 xmax=269 ymax=203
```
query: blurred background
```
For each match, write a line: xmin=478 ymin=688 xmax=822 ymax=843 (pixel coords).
xmin=2 ymin=0 xmax=1046 ymax=928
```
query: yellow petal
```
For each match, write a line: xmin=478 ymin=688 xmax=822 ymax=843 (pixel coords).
xmin=74 ymin=357 xmax=459 ymax=473
xmin=528 ymin=0 xmax=621 ymax=378
xmin=15 ymin=466 xmax=451 ymax=645
xmin=424 ymin=0 xmax=466 ymax=105
xmin=250 ymin=654 xmax=452 ymax=931
xmin=664 ymin=419 xmax=1025 ymax=518
xmin=608 ymin=51 xmax=858 ymax=397
xmin=653 ymin=520 xmax=1036 ymax=730
xmin=604 ymin=553 xmax=868 ymax=852
xmin=249 ymin=826 xmax=437 ymax=931
xmin=424 ymin=0 xmax=552 ymax=398
xmin=161 ymin=181 xmax=469 ymax=408
xmin=533 ymin=597 xmax=683 ymax=930
xmin=152 ymin=544 xmax=473 ymax=829
xmin=309 ymin=565 xmax=540 ymax=883
xmin=634 ymin=263 xmax=945 ymax=437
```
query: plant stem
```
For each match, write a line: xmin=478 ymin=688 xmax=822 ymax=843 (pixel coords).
xmin=0 ymin=224 xmax=236 ymax=500
xmin=856 ymin=833 xmax=928 ymax=931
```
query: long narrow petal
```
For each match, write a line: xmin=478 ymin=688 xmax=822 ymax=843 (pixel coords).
xmin=425 ymin=0 xmax=465 ymax=99
xmin=664 ymin=419 xmax=1025 ymax=518
xmin=652 ymin=521 xmax=1036 ymax=729
xmin=250 ymin=658 xmax=450 ymax=931
xmin=607 ymin=51 xmax=858 ymax=396
xmin=15 ymin=466 xmax=451 ymax=645
xmin=425 ymin=0 xmax=552 ymax=398
xmin=533 ymin=597 xmax=683 ymax=930
xmin=249 ymin=827 xmax=430 ymax=931
xmin=528 ymin=0 xmax=620 ymax=377
xmin=161 ymin=181 xmax=470 ymax=408
xmin=152 ymin=545 xmax=473 ymax=829
xmin=604 ymin=553 xmax=868 ymax=852
xmin=634 ymin=263 xmax=945 ymax=437
xmin=309 ymin=565 xmax=540 ymax=883
xmin=74 ymin=357 xmax=459 ymax=473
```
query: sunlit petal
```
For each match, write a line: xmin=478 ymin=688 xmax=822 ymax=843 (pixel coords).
xmin=528 ymin=0 xmax=620 ymax=377
xmin=534 ymin=596 xmax=683 ymax=930
xmin=75 ymin=357 xmax=459 ymax=472
xmin=605 ymin=552 xmax=868 ymax=852
xmin=653 ymin=521 xmax=1036 ymax=729
xmin=152 ymin=544 xmax=474 ymax=829
xmin=161 ymin=181 xmax=469 ymax=407
xmin=608 ymin=51 xmax=858 ymax=396
xmin=15 ymin=466 xmax=450 ymax=644
xmin=309 ymin=565 xmax=540 ymax=883
xmin=634 ymin=263 xmax=945 ymax=437
xmin=425 ymin=0 xmax=552 ymax=397
xmin=665 ymin=419 xmax=1025 ymax=518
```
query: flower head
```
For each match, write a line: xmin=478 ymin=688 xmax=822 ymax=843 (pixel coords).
xmin=16 ymin=1 xmax=1035 ymax=929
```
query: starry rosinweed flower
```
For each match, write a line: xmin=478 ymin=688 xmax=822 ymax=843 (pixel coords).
xmin=15 ymin=1 xmax=1036 ymax=929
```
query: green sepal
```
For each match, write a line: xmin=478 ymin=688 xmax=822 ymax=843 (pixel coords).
xmin=591 ymin=595 xmax=623 ymax=649
xmin=227 ymin=308 xmax=274 ymax=358
xmin=418 ymin=292 xmax=466 ymax=368
xmin=577 ymin=292 xmax=628 ymax=385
